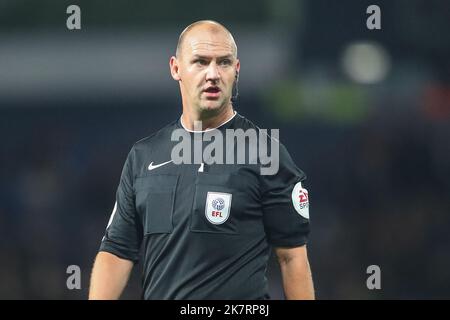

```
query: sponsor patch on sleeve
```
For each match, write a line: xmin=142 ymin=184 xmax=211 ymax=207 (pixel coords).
xmin=292 ymin=182 xmax=309 ymax=219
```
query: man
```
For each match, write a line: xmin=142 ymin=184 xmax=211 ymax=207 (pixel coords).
xmin=89 ymin=20 xmax=314 ymax=300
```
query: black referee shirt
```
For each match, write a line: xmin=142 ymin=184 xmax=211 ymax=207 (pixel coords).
xmin=99 ymin=112 xmax=310 ymax=299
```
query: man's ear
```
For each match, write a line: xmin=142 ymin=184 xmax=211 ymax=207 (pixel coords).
xmin=169 ymin=56 xmax=181 ymax=81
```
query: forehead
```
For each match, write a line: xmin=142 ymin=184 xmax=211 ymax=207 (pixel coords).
xmin=183 ymin=28 xmax=236 ymax=57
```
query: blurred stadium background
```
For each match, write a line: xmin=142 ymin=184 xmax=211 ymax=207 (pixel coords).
xmin=1 ymin=0 xmax=449 ymax=299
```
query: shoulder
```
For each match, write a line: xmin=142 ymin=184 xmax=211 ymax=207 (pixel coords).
xmin=233 ymin=112 xmax=260 ymax=131
xmin=235 ymin=112 xmax=290 ymax=152
xmin=124 ymin=120 xmax=178 ymax=173
xmin=235 ymin=113 xmax=306 ymax=179
xmin=130 ymin=119 xmax=178 ymax=154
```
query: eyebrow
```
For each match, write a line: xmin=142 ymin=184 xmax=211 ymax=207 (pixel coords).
xmin=191 ymin=54 xmax=234 ymax=60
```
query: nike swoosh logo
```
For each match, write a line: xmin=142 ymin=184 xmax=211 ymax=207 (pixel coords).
xmin=148 ymin=160 xmax=173 ymax=171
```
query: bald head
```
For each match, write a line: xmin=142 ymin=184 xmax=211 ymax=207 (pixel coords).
xmin=175 ymin=20 xmax=237 ymax=59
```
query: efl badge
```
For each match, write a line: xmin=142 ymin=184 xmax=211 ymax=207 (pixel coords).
xmin=205 ymin=192 xmax=232 ymax=224
xmin=292 ymin=182 xmax=309 ymax=219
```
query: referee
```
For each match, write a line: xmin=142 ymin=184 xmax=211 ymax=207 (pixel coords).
xmin=89 ymin=20 xmax=314 ymax=300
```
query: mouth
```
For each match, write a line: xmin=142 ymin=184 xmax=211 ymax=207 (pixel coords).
xmin=202 ymin=86 xmax=221 ymax=99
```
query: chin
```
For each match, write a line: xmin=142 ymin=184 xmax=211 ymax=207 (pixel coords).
xmin=200 ymin=101 xmax=224 ymax=112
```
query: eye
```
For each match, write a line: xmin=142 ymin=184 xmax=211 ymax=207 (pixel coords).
xmin=194 ymin=59 xmax=208 ymax=66
xmin=219 ymin=59 xmax=232 ymax=66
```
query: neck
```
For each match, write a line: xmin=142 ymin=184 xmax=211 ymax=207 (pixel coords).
xmin=181 ymin=105 xmax=235 ymax=131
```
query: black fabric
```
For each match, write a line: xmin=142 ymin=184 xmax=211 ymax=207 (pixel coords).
xmin=99 ymin=113 xmax=310 ymax=299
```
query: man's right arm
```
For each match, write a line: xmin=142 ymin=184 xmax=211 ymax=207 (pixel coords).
xmin=89 ymin=251 xmax=134 ymax=300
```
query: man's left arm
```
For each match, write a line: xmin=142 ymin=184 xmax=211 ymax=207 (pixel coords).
xmin=275 ymin=245 xmax=315 ymax=300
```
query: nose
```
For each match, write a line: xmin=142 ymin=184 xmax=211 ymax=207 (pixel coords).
xmin=205 ymin=62 xmax=220 ymax=82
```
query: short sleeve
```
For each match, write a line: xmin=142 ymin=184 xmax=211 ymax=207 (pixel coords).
xmin=99 ymin=147 xmax=143 ymax=262
xmin=260 ymin=143 xmax=310 ymax=247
